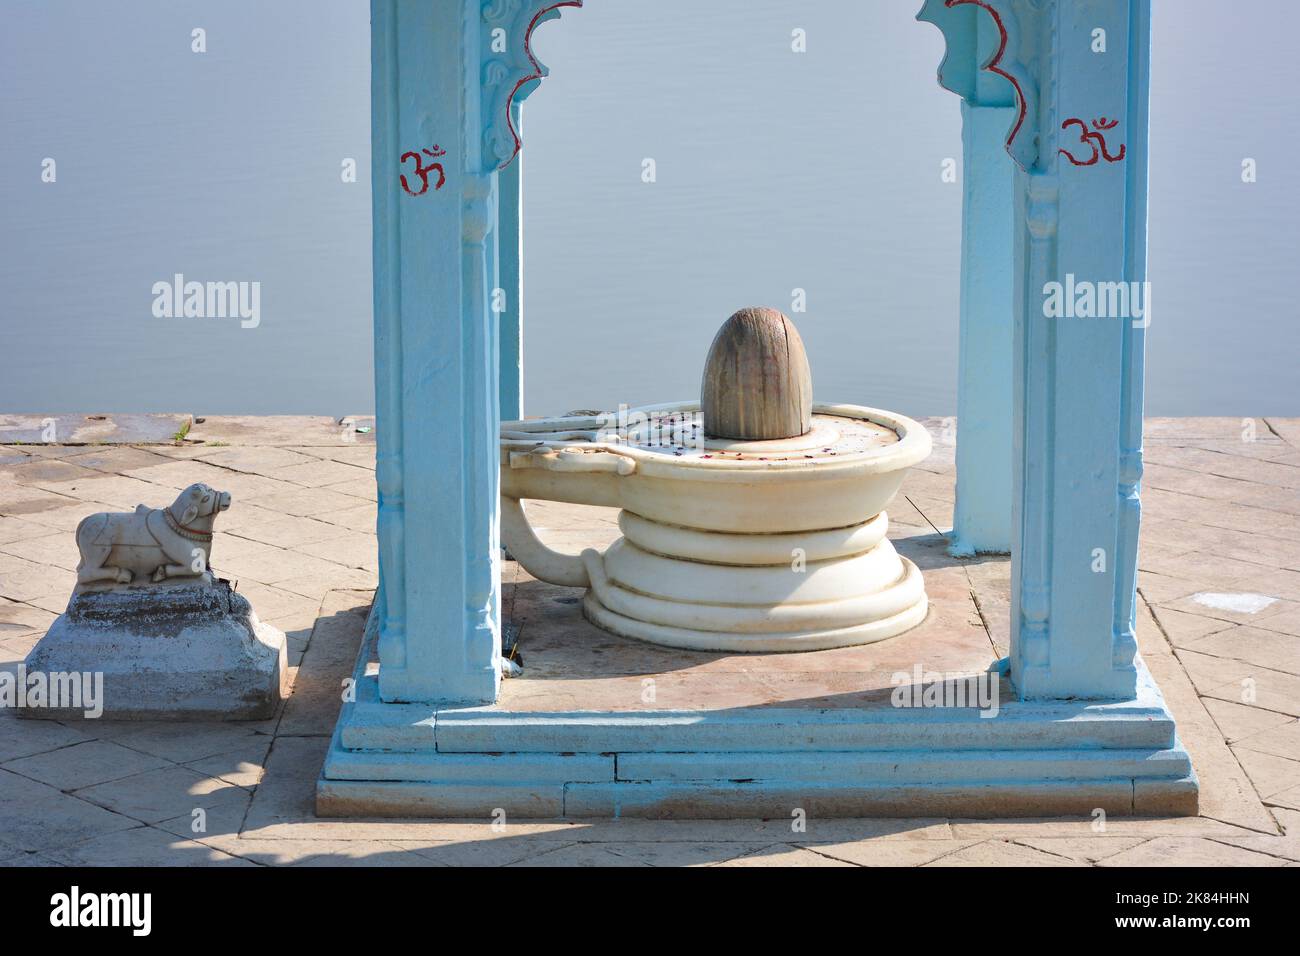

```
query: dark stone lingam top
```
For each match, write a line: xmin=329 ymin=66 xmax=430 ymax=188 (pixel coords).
xmin=700 ymin=307 xmax=814 ymax=441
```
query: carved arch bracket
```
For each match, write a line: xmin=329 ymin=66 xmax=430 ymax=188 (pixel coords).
xmin=480 ymin=0 xmax=583 ymax=172
xmin=917 ymin=0 xmax=1046 ymax=170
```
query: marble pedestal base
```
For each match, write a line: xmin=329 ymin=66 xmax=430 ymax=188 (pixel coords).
xmin=506 ymin=504 xmax=930 ymax=653
xmin=19 ymin=579 xmax=287 ymax=721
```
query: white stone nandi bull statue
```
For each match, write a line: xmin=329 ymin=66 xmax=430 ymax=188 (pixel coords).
xmin=74 ymin=482 xmax=231 ymax=586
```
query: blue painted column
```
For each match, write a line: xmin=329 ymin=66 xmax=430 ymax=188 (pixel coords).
xmin=371 ymin=0 xmax=501 ymax=704
xmin=368 ymin=0 xmax=577 ymax=704
xmin=951 ymin=97 xmax=1016 ymax=555
xmin=1010 ymin=0 xmax=1150 ymax=700
xmin=922 ymin=3 xmax=1015 ymax=556
xmin=498 ymin=103 xmax=525 ymax=421
xmin=922 ymin=0 xmax=1152 ymax=700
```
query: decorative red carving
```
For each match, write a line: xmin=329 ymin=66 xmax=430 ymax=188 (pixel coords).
xmin=498 ymin=1 xmax=584 ymax=170
xmin=945 ymin=0 xmax=1028 ymax=154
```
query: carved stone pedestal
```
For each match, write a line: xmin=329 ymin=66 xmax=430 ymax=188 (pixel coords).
xmin=19 ymin=579 xmax=287 ymax=721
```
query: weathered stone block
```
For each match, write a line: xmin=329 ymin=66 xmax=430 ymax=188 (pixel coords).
xmin=19 ymin=579 xmax=286 ymax=720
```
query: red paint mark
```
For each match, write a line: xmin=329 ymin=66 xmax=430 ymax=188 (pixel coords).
xmin=400 ymin=146 xmax=447 ymax=196
xmin=1058 ymin=117 xmax=1126 ymax=166
xmin=498 ymin=1 xmax=584 ymax=170
xmin=946 ymin=0 xmax=1027 ymax=155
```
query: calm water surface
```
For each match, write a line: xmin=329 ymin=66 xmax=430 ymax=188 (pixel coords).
xmin=1 ymin=1 xmax=1295 ymax=417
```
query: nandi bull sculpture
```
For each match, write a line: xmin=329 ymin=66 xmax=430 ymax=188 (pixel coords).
xmin=23 ymin=480 xmax=286 ymax=720
xmin=74 ymin=482 xmax=231 ymax=586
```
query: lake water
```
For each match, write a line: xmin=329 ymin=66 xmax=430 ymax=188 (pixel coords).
xmin=1 ymin=0 xmax=1296 ymax=418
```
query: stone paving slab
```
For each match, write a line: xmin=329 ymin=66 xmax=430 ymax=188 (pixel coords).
xmin=0 ymin=767 xmax=141 ymax=852
xmin=2 ymin=739 xmax=172 ymax=792
xmin=1097 ymin=836 xmax=1289 ymax=868
xmin=185 ymin=416 xmax=374 ymax=448
xmin=0 ymin=417 xmax=1297 ymax=865
xmin=0 ymin=414 xmax=191 ymax=445
xmin=713 ymin=845 xmax=856 ymax=867
xmin=1139 ymin=603 xmax=1279 ymax=833
xmin=40 ymin=825 xmax=256 ymax=867
xmin=1009 ymin=836 xmax=1147 ymax=863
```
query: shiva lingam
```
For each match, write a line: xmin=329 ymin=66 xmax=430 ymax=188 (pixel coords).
xmin=500 ymin=307 xmax=932 ymax=652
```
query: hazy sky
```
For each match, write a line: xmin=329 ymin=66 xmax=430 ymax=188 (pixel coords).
xmin=1 ymin=0 xmax=1296 ymax=417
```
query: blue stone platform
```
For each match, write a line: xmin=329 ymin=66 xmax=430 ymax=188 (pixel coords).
xmin=318 ymin=507 xmax=1195 ymax=819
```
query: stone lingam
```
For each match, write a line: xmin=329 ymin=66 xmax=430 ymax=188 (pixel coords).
xmin=500 ymin=307 xmax=932 ymax=653
xmin=19 ymin=483 xmax=287 ymax=720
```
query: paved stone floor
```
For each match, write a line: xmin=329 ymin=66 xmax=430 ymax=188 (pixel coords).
xmin=0 ymin=414 xmax=1298 ymax=866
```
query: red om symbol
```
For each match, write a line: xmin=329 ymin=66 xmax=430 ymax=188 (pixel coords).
xmin=1059 ymin=117 xmax=1126 ymax=166
xmin=400 ymin=146 xmax=447 ymax=196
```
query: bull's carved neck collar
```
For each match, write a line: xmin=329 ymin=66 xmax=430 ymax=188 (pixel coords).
xmin=164 ymin=509 xmax=213 ymax=542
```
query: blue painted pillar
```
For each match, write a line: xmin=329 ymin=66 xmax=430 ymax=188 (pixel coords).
xmin=371 ymin=0 xmax=501 ymax=704
xmin=922 ymin=0 xmax=1152 ymax=700
xmin=1010 ymin=0 xmax=1150 ymax=700
xmin=921 ymin=4 xmax=1016 ymax=557
xmin=951 ymin=97 xmax=1016 ymax=556
xmin=498 ymin=103 xmax=525 ymax=420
